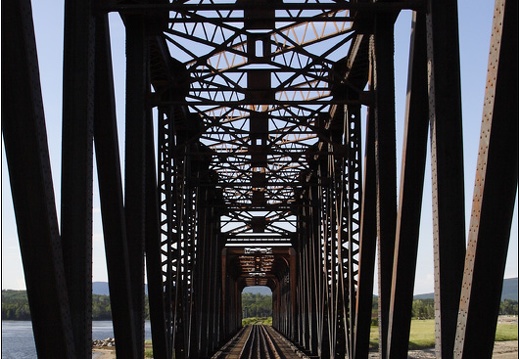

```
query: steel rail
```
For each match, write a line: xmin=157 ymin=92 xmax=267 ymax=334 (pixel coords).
xmin=212 ymin=325 xmax=308 ymax=358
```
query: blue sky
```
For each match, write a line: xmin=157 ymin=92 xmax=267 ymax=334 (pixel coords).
xmin=2 ymin=1 xmax=518 ymax=294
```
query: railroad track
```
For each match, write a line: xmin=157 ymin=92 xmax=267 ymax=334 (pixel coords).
xmin=212 ymin=325 xmax=309 ymax=359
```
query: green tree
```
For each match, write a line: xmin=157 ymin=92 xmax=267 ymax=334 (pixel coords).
xmin=242 ymin=292 xmax=272 ymax=318
xmin=499 ymin=299 xmax=519 ymax=315
xmin=1 ymin=290 xmax=31 ymax=320
xmin=412 ymin=299 xmax=434 ymax=320
xmin=2 ymin=290 xmax=152 ymax=321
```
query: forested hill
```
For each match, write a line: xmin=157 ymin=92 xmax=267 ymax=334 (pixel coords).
xmin=3 ymin=278 xmax=517 ymax=320
xmin=501 ymin=277 xmax=519 ymax=301
xmin=413 ymin=277 xmax=518 ymax=301
xmin=1 ymin=290 xmax=272 ymax=321
xmin=1 ymin=290 xmax=149 ymax=321
xmin=93 ymin=282 xmax=148 ymax=296
xmin=1 ymin=290 xmax=30 ymax=320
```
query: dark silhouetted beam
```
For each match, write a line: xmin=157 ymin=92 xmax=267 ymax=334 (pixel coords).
xmin=145 ymin=102 xmax=170 ymax=359
xmin=371 ymin=14 xmax=397 ymax=359
xmin=2 ymin=0 xmax=75 ymax=356
xmin=353 ymin=105 xmax=377 ymax=359
xmin=426 ymin=0 xmax=467 ymax=357
xmin=125 ymin=16 xmax=149 ymax=358
xmin=93 ymin=14 xmax=139 ymax=359
xmin=387 ymin=11 xmax=429 ymax=358
xmin=61 ymin=0 xmax=95 ymax=355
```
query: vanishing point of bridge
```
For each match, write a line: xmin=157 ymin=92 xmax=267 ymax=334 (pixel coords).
xmin=2 ymin=0 xmax=518 ymax=358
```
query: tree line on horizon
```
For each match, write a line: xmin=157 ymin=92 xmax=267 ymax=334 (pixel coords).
xmin=2 ymin=290 xmax=517 ymax=321
xmin=2 ymin=290 xmax=150 ymax=321
xmin=242 ymin=292 xmax=272 ymax=318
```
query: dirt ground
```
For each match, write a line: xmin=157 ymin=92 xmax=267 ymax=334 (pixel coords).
xmin=492 ymin=341 xmax=519 ymax=359
xmin=92 ymin=348 xmax=116 ymax=359
xmin=366 ymin=340 xmax=518 ymax=359
xmin=94 ymin=342 xmax=518 ymax=358
xmin=405 ymin=341 xmax=518 ymax=359
xmin=93 ymin=318 xmax=518 ymax=358
xmin=493 ymin=316 xmax=519 ymax=359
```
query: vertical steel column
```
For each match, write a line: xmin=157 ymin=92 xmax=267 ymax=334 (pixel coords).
xmin=454 ymin=0 xmax=518 ymax=357
xmin=193 ymin=186 xmax=209 ymax=357
xmin=173 ymin=150 xmax=190 ymax=359
xmin=317 ymin=162 xmax=331 ymax=359
xmin=310 ymin=179 xmax=326 ymax=358
xmin=387 ymin=12 xmax=429 ymax=358
xmin=214 ymin=232 xmax=224 ymax=347
xmin=371 ymin=14 xmax=397 ymax=359
xmin=199 ymin=198 xmax=211 ymax=355
xmin=174 ymin=152 xmax=188 ymax=359
xmin=353 ymin=105 xmax=377 ymax=359
xmin=279 ymin=273 xmax=287 ymax=334
xmin=2 ymin=1 xmax=75 ymax=356
xmin=125 ymin=16 xmax=149 ymax=358
xmin=426 ymin=0 xmax=466 ymax=356
xmin=145 ymin=106 xmax=170 ymax=359
xmin=330 ymin=129 xmax=346 ymax=358
xmin=61 ymin=0 xmax=95 ymax=356
xmin=307 ymin=191 xmax=319 ymax=355
xmin=344 ymin=103 xmax=362 ymax=358
xmin=180 ymin=151 xmax=197 ymax=358
xmin=233 ymin=278 xmax=241 ymax=333
xmin=323 ymin=148 xmax=338 ymax=359
xmin=299 ymin=187 xmax=318 ymax=355
xmin=206 ymin=198 xmax=222 ymax=355
xmin=295 ymin=203 xmax=311 ymax=352
xmin=295 ymin=229 xmax=305 ymax=348
xmin=273 ymin=279 xmax=281 ymax=330
xmin=190 ymin=170 xmax=217 ymax=357
xmin=210 ymin=217 xmax=220 ymax=351
xmin=302 ymin=233 xmax=311 ymax=351
xmin=157 ymin=106 xmax=177 ymax=358
xmin=289 ymin=248 xmax=298 ymax=341
xmin=221 ymin=248 xmax=229 ymax=338
xmin=93 ymin=14 xmax=138 ymax=359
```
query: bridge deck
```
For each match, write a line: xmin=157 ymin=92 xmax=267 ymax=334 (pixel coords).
xmin=212 ymin=325 xmax=310 ymax=359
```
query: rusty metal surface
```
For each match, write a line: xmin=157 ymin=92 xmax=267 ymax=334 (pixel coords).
xmin=454 ymin=0 xmax=519 ymax=357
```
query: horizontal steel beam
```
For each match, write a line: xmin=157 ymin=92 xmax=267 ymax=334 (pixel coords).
xmin=98 ymin=1 xmax=423 ymax=14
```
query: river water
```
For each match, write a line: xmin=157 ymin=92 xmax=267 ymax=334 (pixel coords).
xmin=2 ymin=321 xmax=152 ymax=358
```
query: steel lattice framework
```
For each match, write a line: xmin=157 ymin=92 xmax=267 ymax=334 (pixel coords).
xmin=2 ymin=0 xmax=518 ymax=358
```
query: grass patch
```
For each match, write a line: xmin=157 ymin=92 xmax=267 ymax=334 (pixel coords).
xmin=495 ymin=323 xmax=518 ymax=341
xmin=369 ymin=318 xmax=518 ymax=350
xmin=369 ymin=326 xmax=379 ymax=349
xmin=242 ymin=316 xmax=272 ymax=326
xmin=408 ymin=319 xmax=435 ymax=349
xmin=144 ymin=340 xmax=153 ymax=358
xmin=144 ymin=348 xmax=154 ymax=358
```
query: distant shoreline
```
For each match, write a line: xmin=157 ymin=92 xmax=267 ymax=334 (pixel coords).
xmin=3 ymin=276 xmax=518 ymax=298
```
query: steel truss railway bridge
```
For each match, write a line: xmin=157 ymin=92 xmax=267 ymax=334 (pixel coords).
xmin=2 ymin=0 xmax=518 ymax=357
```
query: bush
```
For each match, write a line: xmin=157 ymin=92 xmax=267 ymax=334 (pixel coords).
xmin=144 ymin=348 xmax=154 ymax=358
xmin=242 ymin=317 xmax=272 ymax=326
xmin=242 ymin=293 xmax=272 ymax=318
xmin=499 ymin=300 xmax=519 ymax=315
